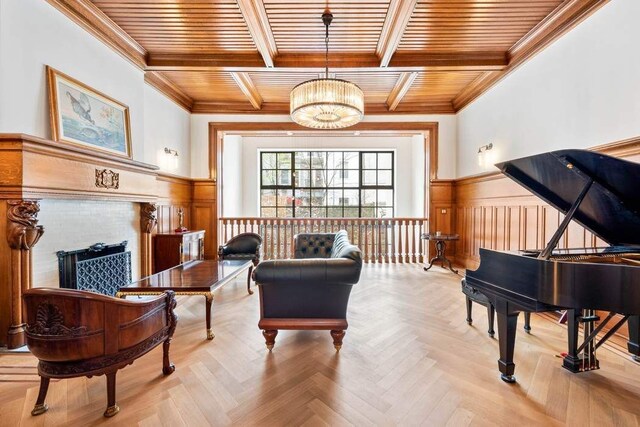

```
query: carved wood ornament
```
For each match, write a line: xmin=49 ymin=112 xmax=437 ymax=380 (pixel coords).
xmin=7 ymin=200 xmax=45 ymax=250
xmin=95 ymin=169 xmax=120 ymax=189
xmin=27 ymin=303 xmax=87 ymax=336
xmin=140 ymin=203 xmax=157 ymax=233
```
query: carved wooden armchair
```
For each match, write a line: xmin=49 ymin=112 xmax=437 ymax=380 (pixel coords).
xmin=23 ymin=288 xmax=178 ymax=418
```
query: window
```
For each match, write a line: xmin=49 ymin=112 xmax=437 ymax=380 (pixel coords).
xmin=260 ymin=151 xmax=394 ymax=218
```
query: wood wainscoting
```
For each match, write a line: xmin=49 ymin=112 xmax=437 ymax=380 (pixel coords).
xmin=0 ymin=134 xmax=216 ymax=348
xmin=452 ymin=137 xmax=640 ymax=270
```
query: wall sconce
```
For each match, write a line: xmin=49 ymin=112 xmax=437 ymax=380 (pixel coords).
xmin=477 ymin=143 xmax=494 ymax=167
xmin=164 ymin=147 xmax=179 ymax=170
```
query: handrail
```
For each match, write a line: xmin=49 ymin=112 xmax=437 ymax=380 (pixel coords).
xmin=219 ymin=217 xmax=429 ymax=264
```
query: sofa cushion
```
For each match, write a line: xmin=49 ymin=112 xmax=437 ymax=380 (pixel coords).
xmin=294 ymin=233 xmax=335 ymax=259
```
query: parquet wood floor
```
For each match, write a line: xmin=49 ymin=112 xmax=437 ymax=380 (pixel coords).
xmin=1 ymin=265 xmax=640 ymax=426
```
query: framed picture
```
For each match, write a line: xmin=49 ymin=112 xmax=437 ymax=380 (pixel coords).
xmin=47 ymin=66 xmax=132 ymax=158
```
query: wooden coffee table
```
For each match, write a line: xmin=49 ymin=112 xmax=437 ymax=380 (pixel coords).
xmin=117 ymin=260 xmax=252 ymax=340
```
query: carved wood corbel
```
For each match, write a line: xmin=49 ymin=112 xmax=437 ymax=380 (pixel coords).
xmin=4 ymin=200 xmax=44 ymax=348
xmin=7 ymin=200 xmax=45 ymax=250
xmin=140 ymin=203 xmax=157 ymax=277
xmin=140 ymin=203 xmax=157 ymax=234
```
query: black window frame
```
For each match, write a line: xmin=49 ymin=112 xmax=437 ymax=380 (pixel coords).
xmin=259 ymin=150 xmax=395 ymax=218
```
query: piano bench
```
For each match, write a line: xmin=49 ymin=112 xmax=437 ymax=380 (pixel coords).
xmin=462 ymin=281 xmax=495 ymax=337
xmin=461 ymin=280 xmax=532 ymax=336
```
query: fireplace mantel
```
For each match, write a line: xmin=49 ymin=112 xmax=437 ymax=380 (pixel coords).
xmin=0 ymin=133 xmax=160 ymax=201
xmin=0 ymin=133 xmax=217 ymax=348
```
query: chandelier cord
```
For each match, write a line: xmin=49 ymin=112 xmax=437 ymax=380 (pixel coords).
xmin=325 ymin=30 xmax=329 ymax=79
xmin=323 ymin=11 xmax=333 ymax=79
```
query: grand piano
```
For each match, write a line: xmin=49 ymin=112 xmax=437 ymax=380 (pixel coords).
xmin=463 ymin=149 xmax=640 ymax=383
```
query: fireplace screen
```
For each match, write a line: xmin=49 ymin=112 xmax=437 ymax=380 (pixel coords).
xmin=58 ymin=241 xmax=131 ymax=296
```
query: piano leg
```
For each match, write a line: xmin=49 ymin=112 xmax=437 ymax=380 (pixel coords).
xmin=487 ymin=304 xmax=495 ymax=337
xmin=627 ymin=315 xmax=640 ymax=362
xmin=465 ymin=297 xmax=473 ymax=325
xmin=524 ymin=312 xmax=532 ymax=333
xmin=495 ymin=299 xmax=519 ymax=383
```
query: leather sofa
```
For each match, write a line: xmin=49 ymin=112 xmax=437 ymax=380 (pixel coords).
xmin=253 ymin=230 xmax=362 ymax=350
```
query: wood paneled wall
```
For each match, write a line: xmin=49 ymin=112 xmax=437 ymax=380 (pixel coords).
xmin=153 ymin=175 xmax=217 ymax=266
xmin=451 ymin=138 xmax=640 ymax=270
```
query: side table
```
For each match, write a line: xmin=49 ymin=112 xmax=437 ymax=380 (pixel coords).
xmin=421 ymin=233 xmax=459 ymax=274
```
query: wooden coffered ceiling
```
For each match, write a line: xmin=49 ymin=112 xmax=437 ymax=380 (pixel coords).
xmin=50 ymin=0 xmax=608 ymax=114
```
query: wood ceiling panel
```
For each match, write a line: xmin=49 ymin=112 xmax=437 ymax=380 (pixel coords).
xmin=158 ymin=71 xmax=250 ymax=103
xmin=263 ymin=0 xmax=391 ymax=53
xmin=70 ymin=0 xmax=604 ymax=114
xmin=248 ymin=72 xmax=314 ymax=103
xmin=401 ymin=71 xmax=482 ymax=104
xmin=397 ymin=0 xmax=565 ymax=52
xmin=91 ymin=0 xmax=257 ymax=53
xmin=334 ymin=71 xmax=401 ymax=104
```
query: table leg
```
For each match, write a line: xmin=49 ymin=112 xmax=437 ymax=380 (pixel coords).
xmin=205 ymin=293 xmax=214 ymax=340
xmin=424 ymin=256 xmax=438 ymax=271
xmin=444 ymin=256 xmax=459 ymax=274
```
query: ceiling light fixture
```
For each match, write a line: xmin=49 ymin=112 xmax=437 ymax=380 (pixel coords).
xmin=290 ymin=10 xmax=364 ymax=129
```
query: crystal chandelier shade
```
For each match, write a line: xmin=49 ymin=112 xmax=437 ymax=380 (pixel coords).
xmin=290 ymin=78 xmax=364 ymax=129
xmin=290 ymin=11 xmax=364 ymax=129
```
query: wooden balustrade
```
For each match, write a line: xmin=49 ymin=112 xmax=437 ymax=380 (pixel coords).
xmin=219 ymin=217 xmax=429 ymax=264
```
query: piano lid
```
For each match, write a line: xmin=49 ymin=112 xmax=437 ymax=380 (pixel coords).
xmin=495 ymin=149 xmax=640 ymax=246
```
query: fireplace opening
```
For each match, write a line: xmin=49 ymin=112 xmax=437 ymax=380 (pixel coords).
xmin=57 ymin=241 xmax=131 ymax=296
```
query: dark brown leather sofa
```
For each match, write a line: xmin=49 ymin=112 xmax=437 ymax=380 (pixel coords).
xmin=253 ymin=230 xmax=362 ymax=350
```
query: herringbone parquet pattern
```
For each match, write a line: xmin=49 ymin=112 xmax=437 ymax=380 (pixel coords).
xmin=2 ymin=265 xmax=640 ymax=426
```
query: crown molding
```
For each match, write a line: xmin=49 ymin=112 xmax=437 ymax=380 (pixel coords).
xmin=45 ymin=0 xmax=147 ymax=69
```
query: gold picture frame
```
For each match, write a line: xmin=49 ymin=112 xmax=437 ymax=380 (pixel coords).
xmin=47 ymin=66 xmax=132 ymax=158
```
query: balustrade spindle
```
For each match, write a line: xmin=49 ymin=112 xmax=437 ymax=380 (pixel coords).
xmin=411 ymin=220 xmax=417 ymax=263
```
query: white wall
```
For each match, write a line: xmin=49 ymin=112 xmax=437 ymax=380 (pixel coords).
xmin=226 ymin=135 xmax=425 ymax=217
xmin=456 ymin=0 xmax=640 ymax=177
xmin=221 ymin=135 xmax=244 ymax=216
xmin=191 ymin=114 xmax=457 ymax=180
xmin=0 ymin=0 xmax=191 ymax=176
xmin=144 ymin=84 xmax=191 ymax=176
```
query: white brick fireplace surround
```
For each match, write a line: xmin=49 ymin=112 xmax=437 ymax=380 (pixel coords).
xmin=33 ymin=200 xmax=141 ymax=288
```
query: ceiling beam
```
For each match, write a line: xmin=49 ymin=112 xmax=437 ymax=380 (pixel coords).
xmin=389 ymin=52 xmax=507 ymax=69
xmin=192 ymin=101 xmax=287 ymax=114
xmin=453 ymin=0 xmax=609 ymax=111
xmin=230 ymin=72 xmax=263 ymax=110
xmin=147 ymin=52 xmax=506 ymax=73
xmin=44 ymin=0 xmax=147 ymax=69
xmin=386 ymin=72 xmax=418 ymax=111
xmin=376 ymin=0 xmax=418 ymax=67
xmin=191 ymin=101 xmax=454 ymax=115
xmin=147 ymin=53 xmax=266 ymax=71
xmin=144 ymin=72 xmax=194 ymax=112
xmin=236 ymin=0 xmax=278 ymax=68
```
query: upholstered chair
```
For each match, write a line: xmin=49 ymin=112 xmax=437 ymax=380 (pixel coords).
xmin=23 ymin=288 xmax=177 ymax=418
xmin=253 ymin=230 xmax=362 ymax=350
xmin=218 ymin=232 xmax=263 ymax=294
